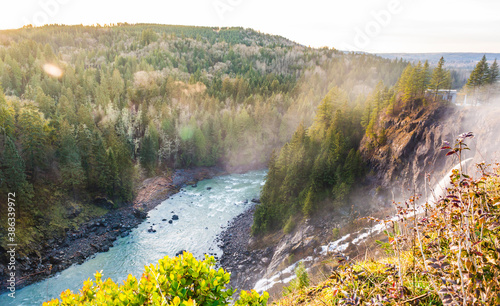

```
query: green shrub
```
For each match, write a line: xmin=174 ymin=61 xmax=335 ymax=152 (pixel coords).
xmin=283 ymin=261 xmax=310 ymax=296
xmin=44 ymin=252 xmax=269 ymax=305
xmin=234 ymin=289 xmax=269 ymax=306
xmin=331 ymin=227 xmax=339 ymax=240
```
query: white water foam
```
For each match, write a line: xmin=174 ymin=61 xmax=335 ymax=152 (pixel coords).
xmin=254 ymin=256 xmax=314 ymax=293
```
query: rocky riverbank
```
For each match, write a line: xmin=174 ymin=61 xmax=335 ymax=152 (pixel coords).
xmin=216 ymin=185 xmax=388 ymax=300
xmin=0 ymin=166 xmax=223 ymax=294
xmin=217 ymin=202 xmax=275 ymax=291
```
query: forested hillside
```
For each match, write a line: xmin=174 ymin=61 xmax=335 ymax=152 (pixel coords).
xmin=252 ymin=57 xmax=456 ymax=234
xmin=0 ymin=24 xmax=407 ymax=253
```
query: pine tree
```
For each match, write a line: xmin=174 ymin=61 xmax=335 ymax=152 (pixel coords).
xmin=1 ymin=136 xmax=28 ymax=192
xmin=4 ymin=55 xmax=22 ymax=94
xmin=360 ymin=100 xmax=372 ymax=129
xmin=378 ymin=128 xmax=387 ymax=145
xmin=105 ymin=148 xmax=120 ymax=201
xmin=43 ymin=43 xmax=56 ymax=61
xmin=140 ymin=126 xmax=159 ymax=175
xmin=430 ymin=57 xmax=449 ymax=102
xmin=76 ymin=124 xmax=94 ymax=187
xmin=90 ymin=132 xmax=109 ymax=194
xmin=421 ymin=60 xmax=431 ymax=95
xmin=59 ymin=121 xmax=85 ymax=199
xmin=56 ymin=91 xmax=77 ymax=124
xmin=0 ymin=86 xmax=15 ymax=136
xmin=302 ymin=187 xmax=315 ymax=217
xmin=140 ymin=28 xmax=158 ymax=46
xmin=385 ymin=93 xmax=396 ymax=116
xmin=467 ymin=55 xmax=490 ymax=88
xmin=17 ymin=108 xmax=49 ymax=180
xmin=397 ymin=64 xmax=413 ymax=94
xmin=466 ymin=55 xmax=492 ymax=104
xmin=108 ymin=133 xmax=135 ymax=203
xmin=35 ymin=87 xmax=56 ymax=118
xmin=110 ymin=69 xmax=125 ymax=108
xmin=193 ymin=127 xmax=208 ymax=166
xmin=489 ymin=59 xmax=499 ymax=84
xmin=403 ymin=63 xmax=421 ymax=108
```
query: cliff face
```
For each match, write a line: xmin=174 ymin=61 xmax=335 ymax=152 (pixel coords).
xmin=225 ymin=102 xmax=500 ymax=300
xmin=360 ymin=103 xmax=500 ymax=198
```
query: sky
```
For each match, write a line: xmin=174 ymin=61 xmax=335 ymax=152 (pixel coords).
xmin=1 ymin=0 xmax=499 ymax=53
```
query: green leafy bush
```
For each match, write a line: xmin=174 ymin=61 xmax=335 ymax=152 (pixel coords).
xmin=44 ymin=252 xmax=268 ymax=305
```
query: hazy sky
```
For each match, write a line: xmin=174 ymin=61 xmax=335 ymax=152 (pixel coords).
xmin=1 ymin=0 xmax=499 ymax=53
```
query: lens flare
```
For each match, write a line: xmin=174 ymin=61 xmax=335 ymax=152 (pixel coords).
xmin=43 ymin=63 xmax=63 ymax=78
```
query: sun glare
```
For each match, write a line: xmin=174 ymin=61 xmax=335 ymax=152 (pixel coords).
xmin=43 ymin=63 xmax=63 ymax=78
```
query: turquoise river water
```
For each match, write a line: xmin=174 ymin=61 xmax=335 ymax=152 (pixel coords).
xmin=0 ymin=170 xmax=266 ymax=305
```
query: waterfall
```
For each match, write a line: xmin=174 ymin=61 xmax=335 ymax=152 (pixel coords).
xmin=253 ymin=158 xmax=473 ymax=294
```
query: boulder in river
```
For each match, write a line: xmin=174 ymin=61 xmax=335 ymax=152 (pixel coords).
xmin=206 ymin=187 xmax=212 ymax=190
xmin=172 ymin=215 xmax=179 ymax=221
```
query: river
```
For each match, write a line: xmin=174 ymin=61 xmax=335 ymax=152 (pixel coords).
xmin=0 ymin=170 xmax=266 ymax=305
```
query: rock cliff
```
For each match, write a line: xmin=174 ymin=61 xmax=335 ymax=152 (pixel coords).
xmin=360 ymin=103 xmax=500 ymax=199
